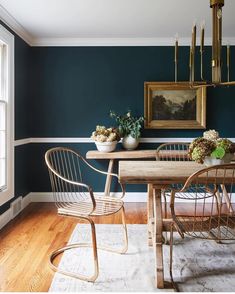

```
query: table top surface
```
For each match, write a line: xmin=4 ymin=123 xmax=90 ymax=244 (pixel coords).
xmin=119 ymin=161 xmax=204 ymax=184
xmin=86 ymin=149 xmax=189 ymax=159
xmin=87 ymin=149 xmax=235 ymax=160
xmin=86 ymin=149 xmax=157 ymax=159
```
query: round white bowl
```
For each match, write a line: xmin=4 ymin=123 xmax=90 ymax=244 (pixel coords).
xmin=95 ymin=141 xmax=117 ymax=152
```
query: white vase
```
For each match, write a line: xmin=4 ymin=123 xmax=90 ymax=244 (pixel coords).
xmin=223 ymin=153 xmax=234 ymax=163
xmin=95 ymin=141 xmax=117 ymax=152
xmin=204 ymin=153 xmax=233 ymax=166
xmin=122 ymin=135 xmax=139 ymax=150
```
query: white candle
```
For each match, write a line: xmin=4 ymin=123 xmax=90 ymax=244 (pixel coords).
xmin=191 ymin=21 xmax=197 ymax=52
xmin=227 ymin=43 xmax=230 ymax=68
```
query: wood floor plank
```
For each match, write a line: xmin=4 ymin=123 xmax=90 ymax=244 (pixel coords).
xmin=0 ymin=202 xmax=147 ymax=292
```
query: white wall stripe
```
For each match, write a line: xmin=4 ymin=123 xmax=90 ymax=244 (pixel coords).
xmin=139 ymin=137 xmax=195 ymax=143
xmin=14 ymin=137 xmax=235 ymax=147
xmin=32 ymin=137 xmax=93 ymax=143
xmin=14 ymin=138 xmax=32 ymax=146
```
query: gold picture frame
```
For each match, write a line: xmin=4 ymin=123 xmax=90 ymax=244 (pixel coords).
xmin=144 ymin=82 xmax=206 ymax=129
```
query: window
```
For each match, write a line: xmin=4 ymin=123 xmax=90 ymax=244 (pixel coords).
xmin=0 ymin=98 xmax=7 ymax=190
xmin=0 ymin=25 xmax=14 ymax=205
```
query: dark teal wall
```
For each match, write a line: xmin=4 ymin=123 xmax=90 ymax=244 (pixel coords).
xmin=30 ymin=46 xmax=235 ymax=138
xmin=30 ymin=46 xmax=175 ymax=137
xmin=28 ymin=46 xmax=235 ymax=193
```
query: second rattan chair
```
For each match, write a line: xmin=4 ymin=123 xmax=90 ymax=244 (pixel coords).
xmin=155 ymin=142 xmax=191 ymax=220
xmin=169 ymin=163 xmax=235 ymax=291
xmin=155 ymin=142 xmax=190 ymax=162
xmin=45 ymin=147 xmax=128 ymax=282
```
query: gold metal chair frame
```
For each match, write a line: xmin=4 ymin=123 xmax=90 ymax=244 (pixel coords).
xmin=45 ymin=147 xmax=128 ymax=282
xmin=154 ymin=143 xmax=190 ymax=244
xmin=155 ymin=142 xmax=191 ymax=202
xmin=155 ymin=142 xmax=190 ymax=162
xmin=168 ymin=163 xmax=235 ymax=291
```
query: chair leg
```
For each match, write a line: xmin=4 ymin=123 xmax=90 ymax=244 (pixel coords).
xmin=169 ymin=223 xmax=179 ymax=292
xmin=147 ymin=184 xmax=154 ymax=246
xmin=98 ymin=206 xmax=128 ymax=254
xmin=49 ymin=208 xmax=128 ymax=281
xmin=120 ymin=206 xmax=128 ymax=253
xmin=49 ymin=217 xmax=99 ymax=282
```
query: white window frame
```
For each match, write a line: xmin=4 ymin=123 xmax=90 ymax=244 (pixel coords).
xmin=0 ymin=25 xmax=14 ymax=206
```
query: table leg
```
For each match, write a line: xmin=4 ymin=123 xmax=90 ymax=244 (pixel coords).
xmin=104 ymin=159 xmax=114 ymax=196
xmin=147 ymin=184 xmax=154 ymax=246
xmin=153 ymin=187 xmax=164 ymax=289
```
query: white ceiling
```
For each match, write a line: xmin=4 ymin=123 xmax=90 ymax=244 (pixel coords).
xmin=0 ymin=0 xmax=235 ymax=46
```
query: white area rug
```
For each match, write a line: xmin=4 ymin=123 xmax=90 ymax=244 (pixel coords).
xmin=49 ymin=224 xmax=235 ymax=292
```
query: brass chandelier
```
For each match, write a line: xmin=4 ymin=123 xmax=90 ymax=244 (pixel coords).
xmin=174 ymin=0 xmax=235 ymax=87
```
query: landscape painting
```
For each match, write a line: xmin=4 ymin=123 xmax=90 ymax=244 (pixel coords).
xmin=152 ymin=89 xmax=196 ymax=120
xmin=144 ymin=82 xmax=206 ymax=129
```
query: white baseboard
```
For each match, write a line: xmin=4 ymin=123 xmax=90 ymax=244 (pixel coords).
xmin=1 ymin=191 xmax=235 ymax=231
xmin=0 ymin=193 xmax=31 ymax=230
xmin=0 ymin=192 xmax=147 ymax=230
xmin=0 ymin=208 xmax=12 ymax=230
xmin=29 ymin=192 xmax=148 ymax=203
xmin=29 ymin=191 xmax=235 ymax=203
xmin=22 ymin=193 xmax=32 ymax=208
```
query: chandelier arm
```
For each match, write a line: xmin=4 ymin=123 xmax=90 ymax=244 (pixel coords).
xmin=174 ymin=0 xmax=235 ymax=87
xmin=220 ymin=81 xmax=235 ymax=86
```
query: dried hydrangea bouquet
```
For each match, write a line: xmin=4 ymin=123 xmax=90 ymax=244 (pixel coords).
xmin=189 ymin=130 xmax=235 ymax=165
xmin=91 ymin=125 xmax=121 ymax=152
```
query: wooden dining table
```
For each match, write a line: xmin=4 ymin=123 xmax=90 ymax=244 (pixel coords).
xmin=86 ymin=150 xmax=157 ymax=195
xmin=118 ymin=160 xmax=205 ymax=289
xmin=86 ymin=149 xmax=189 ymax=196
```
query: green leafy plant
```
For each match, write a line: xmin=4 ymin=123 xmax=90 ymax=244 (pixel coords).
xmin=110 ymin=110 xmax=144 ymax=139
xmin=189 ymin=130 xmax=235 ymax=163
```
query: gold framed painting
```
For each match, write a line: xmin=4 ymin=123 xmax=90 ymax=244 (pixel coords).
xmin=144 ymin=82 xmax=206 ymax=129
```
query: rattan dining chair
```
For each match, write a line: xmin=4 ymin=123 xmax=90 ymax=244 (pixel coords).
xmin=45 ymin=147 xmax=128 ymax=282
xmin=169 ymin=163 xmax=235 ymax=291
xmin=155 ymin=142 xmax=190 ymax=220
xmin=155 ymin=142 xmax=190 ymax=162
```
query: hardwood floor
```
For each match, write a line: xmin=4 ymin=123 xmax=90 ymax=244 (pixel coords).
xmin=0 ymin=202 xmax=147 ymax=292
